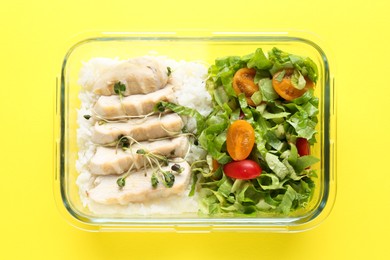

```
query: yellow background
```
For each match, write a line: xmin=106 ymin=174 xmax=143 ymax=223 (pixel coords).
xmin=1 ymin=0 xmax=389 ymax=259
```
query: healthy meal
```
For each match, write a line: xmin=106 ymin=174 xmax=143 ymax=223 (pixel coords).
xmin=76 ymin=48 xmax=320 ymax=216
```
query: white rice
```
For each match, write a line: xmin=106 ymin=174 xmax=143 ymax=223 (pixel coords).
xmin=76 ymin=56 xmax=212 ymax=216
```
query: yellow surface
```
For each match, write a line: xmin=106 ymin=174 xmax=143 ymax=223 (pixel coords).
xmin=1 ymin=0 xmax=389 ymax=259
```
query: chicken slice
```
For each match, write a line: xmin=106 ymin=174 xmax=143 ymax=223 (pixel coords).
xmin=89 ymin=136 xmax=189 ymax=175
xmin=91 ymin=113 xmax=183 ymax=145
xmin=88 ymin=161 xmax=191 ymax=205
xmin=92 ymin=57 xmax=169 ymax=96
xmin=93 ymin=85 xmax=175 ymax=118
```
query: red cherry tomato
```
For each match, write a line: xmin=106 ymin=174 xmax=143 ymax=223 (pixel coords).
xmin=223 ymin=160 xmax=262 ymax=180
xmin=296 ymin=138 xmax=310 ymax=156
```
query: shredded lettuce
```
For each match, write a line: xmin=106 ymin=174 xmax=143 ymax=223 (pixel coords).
xmin=268 ymin=47 xmax=318 ymax=83
xmin=155 ymin=101 xmax=206 ymax=133
xmin=165 ymin=48 xmax=320 ymax=216
xmin=251 ymin=91 xmax=263 ymax=106
xmin=291 ymin=70 xmax=307 ymax=90
xmin=265 ymin=152 xmax=289 ymax=180
xmin=247 ymin=48 xmax=273 ymax=70
xmin=277 ymin=185 xmax=297 ymax=214
xmin=259 ymin=78 xmax=279 ymax=101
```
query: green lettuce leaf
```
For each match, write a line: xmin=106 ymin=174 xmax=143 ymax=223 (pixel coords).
xmin=268 ymin=47 xmax=318 ymax=83
xmin=257 ymin=173 xmax=286 ymax=190
xmin=277 ymin=185 xmax=297 ymax=214
xmin=294 ymin=155 xmax=320 ymax=173
xmin=259 ymin=78 xmax=279 ymax=101
xmin=251 ymin=91 xmax=262 ymax=105
xmin=287 ymin=111 xmax=317 ymax=140
xmin=247 ymin=48 xmax=273 ymax=70
xmin=155 ymin=101 xmax=206 ymax=133
xmin=291 ymin=70 xmax=306 ymax=90
xmin=265 ymin=152 xmax=289 ymax=180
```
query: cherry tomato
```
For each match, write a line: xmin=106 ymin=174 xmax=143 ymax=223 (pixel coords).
xmin=226 ymin=120 xmax=255 ymax=161
xmin=272 ymin=69 xmax=314 ymax=101
xmin=232 ymin=68 xmax=259 ymax=106
xmin=223 ymin=160 xmax=262 ymax=180
xmin=296 ymin=138 xmax=310 ymax=156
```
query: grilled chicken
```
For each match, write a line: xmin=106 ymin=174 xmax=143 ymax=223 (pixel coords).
xmin=88 ymin=161 xmax=191 ymax=205
xmin=89 ymin=136 xmax=189 ymax=175
xmin=91 ymin=113 xmax=183 ymax=145
xmin=93 ymin=85 xmax=175 ymax=118
xmin=92 ymin=57 xmax=169 ymax=96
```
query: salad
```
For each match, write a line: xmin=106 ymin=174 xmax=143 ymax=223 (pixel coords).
xmin=157 ymin=47 xmax=320 ymax=216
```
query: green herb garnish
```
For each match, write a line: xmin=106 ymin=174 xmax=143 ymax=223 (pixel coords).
xmin=171 ymin=163 xmax=183 ymax=173
xmin=117 ymin=146 xmax=174 ymax=188
xmin=114 ymin=81 xmax=126 ymax=95
xmin=114 ymin=81 xmax=127 ymax=114
xmin=151 ymin=173 xmax=159 ymax=188
xmin=117 ymin=135 xmax=130 ymax=151
xmin=155 ymin=102 xmax=166 ymax=113
xmin=136 ymin=149 xmax=146 ymax=155
xmin=161 ymin=171 xmax=175 ymax=188
xmin=116 ymin=177 xmax=126 ymax=189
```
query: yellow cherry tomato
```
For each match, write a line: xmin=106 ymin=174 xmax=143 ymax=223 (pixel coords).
xmin=232 ymin=68 xmax=259 ymax=106
xmin=226 ymin=120 xmax=255 ymax=161
xmin=272 ymin=69 xmax=314 ymax=101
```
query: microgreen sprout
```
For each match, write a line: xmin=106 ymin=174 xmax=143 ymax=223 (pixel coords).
xmin=171 ymin=163 xmax=183 ymax=173
xmin=136 ymin=149 xmax=146 ymax=155
xmin=114 ymin=81 xmax=126 ymax=96
xmin=151 ymin=173 xmax=159 ymax=188
xmin=135 ymin=148 xmax=176 ymax=188
xmin=91 ymin=107 xmax=155 ymax=123
xmin=114 ymin=81 xmax=127 ymax=114
xmin=114 ymin=138 xmax=183 ymax=189
xmin=116 ymin=160 xmax=135 ymax=189
xmin=161 ymin=171 xmax=175 ymax=188
xmin=116 ymin=177 xmax=126 ymax=189
xmin=156 ymin=102 xmax=165 ymax=113
xmin=117 ymin=135 xmax=130 ymax=151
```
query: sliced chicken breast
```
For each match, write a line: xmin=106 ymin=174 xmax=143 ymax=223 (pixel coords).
xmin=89 ymin=136 xmax=189 ymax=175
xmin=88 ymin=161 xmax=191 ymax=205
xmin=91 ymin=113 xmax=183 ymax=145
xmin=93 ymin=85 xmax=175 ymax=118
xmin=92 ymin=57 xmax=169 ymax=96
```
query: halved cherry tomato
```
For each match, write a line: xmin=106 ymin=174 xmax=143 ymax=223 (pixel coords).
xmin=296 ymin=138 xmax=310 ymax=156
xmin=272 ymin=69 xmax=314 ymax=101
xmin=223 ymin=160 xmax=262 ymax=180
xmin=232 ymin=68 xmax=258 ymax=106
xmin=226 ymin=120 xmax=255 ymax=161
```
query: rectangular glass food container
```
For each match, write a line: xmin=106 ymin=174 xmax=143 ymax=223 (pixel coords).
xmin=54 ymin=31 xmax=336 ymax=232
